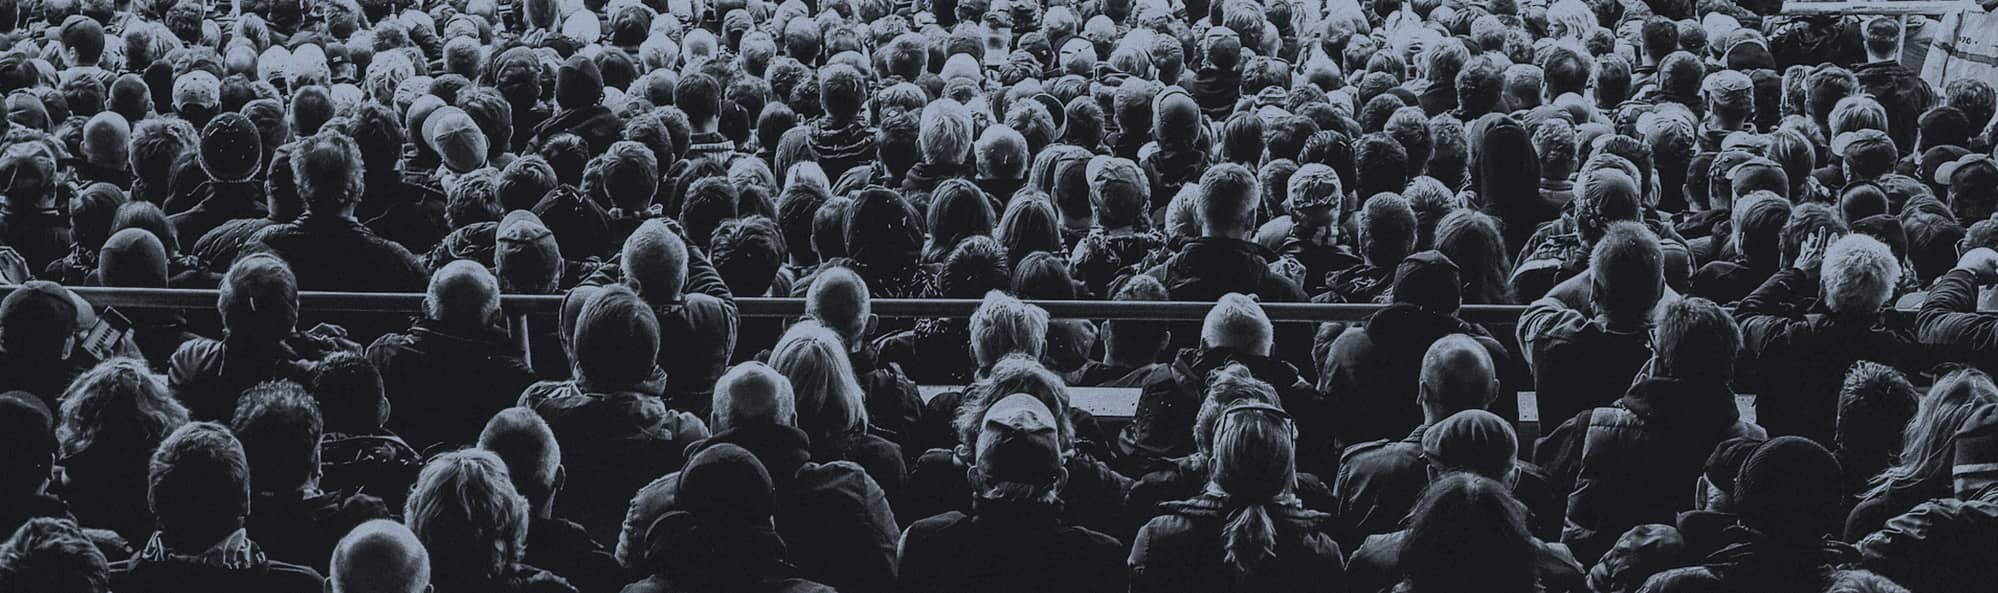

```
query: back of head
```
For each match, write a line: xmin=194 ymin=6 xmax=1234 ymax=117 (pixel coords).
xmin=229 ymin=381 xmax=323 ymax=495
xmin=1360 ymin=193 xmax=1419 ymax=266
xmin=1392 ymin=250 xmax=1463 ymax=313
xmin=478 ymin=407 xmax=561 ymax=511
xmin=98 ymin=228 xmax=169 ymax=288
xmin=1422 ymin=409 xmax=1518 ymax=480
xmin=218 ymin=253 xmax=299 ymax=345
xmin=425 ymin=260 xmax=501 ymax=328
xmin=0 ymin=392 xmax=54 ymax=492
xmin=620 ymin=219 xmax=690 ymax=303
xmin=0 ymin=281 xmax=80 ymax=358
xmin=1105 ymin=275 xmax=1170 ymax=361
xmin=1197 ymin=163 xmax=1260 ymax=238
xmin=148 ymin=422 xmax=250 ymax=545
xmin=1419 ymin=334 xmax=1498 ymax=417
xmin=1401 ymin=472 xmax=1538 ymax=593
xmin=1201 ymin=293 xmax=1273 ymax=357
xmin=330 ymin=519 xmax=430 ymax=593
xmin=1734 ymin=436 xmax=1843 ymax=543
xmin=311 ymin=352 xmax=387 ymax=435
xmin=970 ymin=290 xmax=1051 ymax=368
xmin=1821 ymin=234 xmax=1900 ymax=315
xmin=770 ymin=321 xmax=868 ymax=440
xmin=1653 ymin=297 xmax=1742 ymax=382
xmin=291 ymin=130 xmax=366 ymax=213
xmin=712 ymin=362 xmax=797 ymax=432
xmin=572 ymin=285 xmax=660 ymax=388
xmin=1838 ymin=361 xmax=1919 ymax=473
xmin=0 ymin=515 xmax=109 ymax=593
xmin=1208 ymin=401 xmax=1299 ymax=576
xmin=404 ymin=449 xmax=530 ymax=587
xmin=1589 ymin=222 xmax=1664 ymax=324
xmin=970 ymin=392 xmax=1065 ymax=503
xmin=805 ymin=266 xmax=870 ymax=346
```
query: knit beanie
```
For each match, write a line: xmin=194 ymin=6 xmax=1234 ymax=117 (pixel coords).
xmin=1421 ymin=409 xmax=1517 ymax=480
xmin=98 ymin=227 xmax=169 ymax=288
xmin=1733 ymin=436 xmax=1843 ymax=542
xmin=199 ymin=112 xmax=262 ymax=182
xmin=1392 ymin=250 xmax=1462 ymax=313
xmin=555 ymin=53 xmax=604 ymax=111
xmin=424 ymin=106 xmax=489 ymax=173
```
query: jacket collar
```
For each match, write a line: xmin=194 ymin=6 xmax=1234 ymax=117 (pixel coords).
xmin=1618 ymin=375 xmax=1740 ymax=427
xmin=689 ymin=423 xmax=814 ymax=486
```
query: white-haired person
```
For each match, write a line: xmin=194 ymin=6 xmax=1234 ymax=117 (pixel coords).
xmin=899 ymin=354 xmax=1133 ymax=538
xmin=1735 ymin=231 xmax=1923 ymax=443
xmin=619 ymin=362 xmax=897 ymax=593
xmin=770 ymin=320 xmax=907 ymax=498
xmin=367 ymin=260 xmax=537 ymax=451
xmin=328 ymin=520 xmax=430 ymax=593
xmin=404 ymin=449 xmax=574 ymax=593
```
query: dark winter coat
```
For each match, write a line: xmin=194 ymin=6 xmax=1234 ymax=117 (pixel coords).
xmin=367 ymin=319 xmax=539 ymax=451
xmin=1128 ymin=493 xmax=1343 ymax=593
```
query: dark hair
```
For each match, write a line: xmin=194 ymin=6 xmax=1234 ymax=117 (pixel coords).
xmin=777 ymin=184 xmax=830 ymax=265
xmin=0 ymin=517 xmax=111 ymax=593
xmin=1640 ymin=16 xmax=1678 ymax=60
xmin=539 ymin=134 xmax=590 ymax=186
xmin=812 ymin=197 xmax=854 ymax=261
xmin=926 ymin=178 xmax=998 ymax=263
xmin=1221 ymin=112 xmax=1265 ymax=166
xmin=1436 ymin=209 xmax=1515 ymax=304
xmin=1355 ymin=133 xmax=1409 ymax=198
xmin=675 ymin=73 xmax=723 ymax=123
xmin=682 ymin=177 xmax=741 ymax=251
xmin=310 ymin=352 xmax=387 ymax=435
xmin=1591 ymin=221 xmax=1664 ymax=323
xmin=230 ymin=381 xmax=323 ymax=494
xmin=1011 ymin=251 xmax=1076 ymax=300
xmin=1401 ymin=473 xmax=1539 ymax=593
xmin=111 ymin=200 xmax=180 ymax=255
xmin=710 ymin=215 xmax=786 ymax=296
xmin=148 ymin=423 xmax=251 ymax=543
xmin=574 ymin=285 xmax=660 ymax=387
xmin=1903 ymin=207 xmax=1965 ymax=285
xmin=940 ymin=235 xmax=1011 ymax=298
xmin=1781 ymin=203 xmax=1848 ymax=265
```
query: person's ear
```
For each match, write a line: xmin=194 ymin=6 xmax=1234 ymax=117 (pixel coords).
xmin=865 ymin=313 xmax=879 ymax=337
xmin=1425 ymin=464 xmax=1440 ymax=484
xmin=1051 ymin=465 xmax=1071 ymax=495
xmin=553 ymin=465 xmax=568 ymax=497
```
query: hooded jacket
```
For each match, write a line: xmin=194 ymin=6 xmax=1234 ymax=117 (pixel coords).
xmin=1322 ymin=303 xmax=1511 ymax=445
xmin=1536 ymin=377 xmax=1768 ymax=563
xmin=530 ymin=386 xmax=709 ymax=545
xmin=1856 ymin=484 xmax=1998 ymax=593
xmin=1638 ymin=539 xmax=1857 ymax=593
xmin=1129 ymin=493 xmax=1344 ymax=593
xmin=366 ymin=318 xmax=539 ymax=451
xmin=898 ymin=501 xmax=1125 ymax=593
xmin=245 ymin=213 xmax=429 ymax=292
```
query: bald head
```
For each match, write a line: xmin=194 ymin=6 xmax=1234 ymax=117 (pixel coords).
xmin=425 ymin=260 xmax=501 ymax=328
xmin=622 ymin=219 xmax=690 ymax=303
xmin=712 ymin=362 xmax=796 ymax=432
xmin=805 ymin=266 xmax=870 ymax=347
xmin=1418 ymin=334 xmax=1499 ymax=421
xmin=330 ymin=520 xmax=430 ymax=593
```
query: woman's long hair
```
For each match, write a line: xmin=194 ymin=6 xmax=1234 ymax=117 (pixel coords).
xmin=1208 ymin=401 xmax=1301 ymax=577
xmin=1863 ymin=368 xmax=1998 ymax=500
xmin=924 ymin=178 xmax=998 ymax=264
xmin=1470 ymin=114 xmax=1540 ymax=223
xmin=57 ymin=358 xmax=189 ymax=458
xmin=769 ymin=320 xmax=870 ymax=441
xmin=1434 ymin=209 xmax=1516 ymax=304
xmin=996 ymin=194 xmax=1064 ymax=269
xmin=404 ymin=449 xmax=532 ymax=589
xmin=1400 ymin=473 xmax=1540 ymax=593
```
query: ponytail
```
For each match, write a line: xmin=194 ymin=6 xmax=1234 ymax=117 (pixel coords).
xmin=1221 ymin=502 xmax=1278 ymax=576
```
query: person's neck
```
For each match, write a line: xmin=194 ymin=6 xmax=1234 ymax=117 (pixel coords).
xmin=1866 ymin=51 xmax=1898 ymax=64
xmin=788 ymin=254 xmax=817 ymax=267
xmin=161 ymin=523 xmax=243 ymax=552
xmin=694 ymin=119 xmax=719 ymax=134
xmin=1101 ymin=349 xmax=1153 ymax=369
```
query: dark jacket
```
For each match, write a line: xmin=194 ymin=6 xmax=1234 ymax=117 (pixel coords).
xmin=1856 ymin=485 xmax=1998 ymax=593
xmin=1122 ymin=346 xmax=1333 ymax=476
xmin=684 ymin=424 xmax=900 ymax=593
xmin=530 ymin=106 xmax=626 ymax=154
xmin=1347 ymin=529 xmax=1586 ymax=593
xmin=527 ymin=516 xmax=626 ymax=593
xmin=1143 ymin=237 xmax=1308 ymax=303
xmin=246 ymin=489 xmax=389 ymax=573
xmin=1689 ymin=260 xmax=1774 ymax=306
xmin=1637 ymin=539 xmax=1856 ymax=593
xmin=811 ymin=428 xmax=907 ymax=502
xmin=363 ymin=175 xmax=451 ymax=254
xmin=0 ymin=352 xmax=84 ymax=411
xmin=1518 ymin=296 xmax=1656 ymax=429
xmin=168 ymin=337 xmax=319 ymax=422
xmin=900 ymin=446 xmax=1132 ymax=538
xmin=1125 ymin=455 xmax=1336 ymax=541
xmin=849 ymin=344 xmax=925 ymax=443
xmin=1916 ymin=269 xmax=1998 ymax=376
xmin=435 ymin=563 xmax=579 ymax=593
xmin=1332 ymin=425 xmax=1564 ymax=550
xmin=1 ymin=204 xmax=73 ymax=276
xmin=1322 ymin=303 xmax=1513 ymax=446
xmin=808 ymin=118 xmax=876 ymax=183
xmin=530 ymin=386 xmax=710 ymax=545
xmin=109 ymin=532 xmax=324 ymax=593
xmin=583 ymin=245 xmax=740 ymax=415
xmin=1844 ymin=474 xmax=1950 ymax=544
xmin=57 ymin=441 xmax=161 ymax=543
xmin=1734 ymin=268 xmax=1924 ymax=443
xmin=621 ymin=575 xmax=835 ymax=593
xmin=1191 ymin=68 xmax=1240 ymax=120
xmin=1536 ymin=377 xmax=1768 ymax=563
xmin=1853 ymin=60 xmax=1935 ymax=157
xmin=191 ymin=217 xmax=282 ymax=273
xmin=318 ymin=432 xmax=422 ymax=512
xmin=169 ymin=180 xmax=268 ymax=248
xmin=367 ymin=319 xmax=539 ymax=450
xmin=1128 ymin=493 xmax=1343 ymax=593
xmin=898 ymin=506 xmax=1125 ymax=593
xmin=245 ymin=213 xmax=429 ymax=292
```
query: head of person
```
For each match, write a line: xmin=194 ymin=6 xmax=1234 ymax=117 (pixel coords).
xmin=620 ymin=219 xmax=690 ymax=304
xmin=1837 ymin=361 xmax=1920 ymax=478
xmin=329 ymin=519 xmax=430 ymax=593
xmin=0 ymin=281 xmax=81 ymax=364
xmin=217 ymin=253 xmax=298 ymax=347
xmin=1393 ymin=250 xmax=1463 ymax=314
xmin=291 ymin=130 xmax=367 ymax=216
xmin=1731 ymin=193 xmax=1793 ymax=269
xmin=0 ymin=517 xmax=110 ymax=593
xmin=1938 ymin=155 xmax=1998 ymax=224
xmin=970 ymin=291 xmax=1051 ymax=371
xmin=1206 ymin=400 xmax=1303 ymax=575
xmin=995 ymin=196 xmax=1063 ymax=269
xmin=1423 ymin=409 xmax=1519 ymax=484
xmin=710 ymin=362 xmax=797 ymax=433
xmin=1532 ymin=119 xmax=1577 ymax=181
xmin=1358 ymin=192 xmax=1419 ymax=267
xmin=478 ymin=407 xmax=563 ymax=517
xmin=229 ymin=381 xmax=322 ymax=497
xmin=1821 ymin=234 xmax=1900 ymax=316
xmin=1869 ymin=369 xmax=1998 ymax=498
xmin=1734 ymin=436 xmax=1844 ymax=544
xmin=845 ymin=187 xmax=925 ymax=269
xmin=803 ymin=266 xmax=873 ymax=348
xmin=1590 ymin=222 xmax=1665 ymax=326
xmin=709 ymin=216 xmax=786 ymax=297
xmin=571 ymin=285 xmax=659 ymax=389
xmin=1201 ymin=293 xmax=1272 ymax=358
xmin=57 ymin=358 xmax=188 ymax=463
xmin=1103 ymin=275 xmax=1170 ymax=365
xmin=404 ymin=449 xmax=530 ymax=590
xmin=423 ymin=260 xmax=501 ymax=331
xmin=147 ymin=422 xmax=250 ymax=550
xmin=926 ymin=178 xmax=998 ymax=261
xmin=1417 ymin=334 xmax=1500 ymax=422
xmin=1435 ymin=210 xmax=1514 ymax=305
xmin=0 ymin=391 xmax=53 ymax=496
xmin=967 ymin=392 xmax=1067 ymax=507
xmin=310 ymin=352 xmax=388 ymax=436
xmin=1400 ymin=472 xmax=1538 ymax=593
xmin=1354 ymin=133 xmax=1410 ymax=198
xmin=769 ymin=321 xmax=869 ymax=441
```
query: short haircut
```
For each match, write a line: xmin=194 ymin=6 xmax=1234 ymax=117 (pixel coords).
xmin=1640 ymin=16 xmax=1678 ymax=60
xmin=1201 ymin=293 xmax=1273 ymax=356
xmin=330 ymin=519 xmax=430 ymax=593
xmin=1781 ymin=203 xmax=1848 ymax=264
xmin=1197 ymin=163 xmax=1260 ymax=235
xmin=291 ymin=130 xmax=367 ymax=211
xmin=1532 ymin=119 xmax=1577 ymax=177
xmin=710 ymin=215 xmax=785 ymax=296
xmin=403 ymin=449 xmax=529 ymax=585
xmin=1105 ymin=275 xmax=1170 ymax=361
xmin=1360 ymin=192 xmax=1419 ymax=266
xmin=620 ymin=220 xmax=690 ymax=302
xmin=1419 ymin=334 xmax=1498 ymax=414
xmin=1354 ymin=133 xmax=1409 ymax=197
xmin=478 ymin=407 xmax=561 ymax=510
xmin=712 ymin=362 xmax=797 ymax=431
xmin=918 ymin=99 xmax=974 ymax=165
xmin=572 ymin=285 xmax=660 ymax=387
xmin=1822 ymin=233 xmax=1901 ymax=315
xmin=311 ymin=352 xmax=387 ymax=435
xmin=1652 ymin=297 xmax=1743 ymax=380
xmin=1733 ymin=193 xmax=1794 ymax=265
xmin=1590 ymin=221 xmax=1665 ymax=322
xmin=812 ymin=197 xmax=854 ymax=261
xmin=426 ymin=259 xmax=501 ymax=327
xmin=970 ymin=290 xmax=1051 ymax=368
xmin=148 ymin=422 xmax=250 ymax=540
xmin=674 ymin=72 xmax=722 ymax=123
xmin=941 ymin=236 xmax=1012 ymax=298
xmin=0 ymin=517 xmax=110 ymax=593
xmin=805 ymin=266 xmax=871 ymax=344
xmin=230 ymin=381 xmax=324 ymax=496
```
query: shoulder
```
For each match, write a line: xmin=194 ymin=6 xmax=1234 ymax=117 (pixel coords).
xmin=263 ymin=559 xmax=328 ymax=592
xmin=1637 ymin=566 xmax=1721 ymax=593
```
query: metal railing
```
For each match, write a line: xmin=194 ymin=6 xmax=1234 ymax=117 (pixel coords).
xmin=28 ymin=286 xmax=1539 ymax=323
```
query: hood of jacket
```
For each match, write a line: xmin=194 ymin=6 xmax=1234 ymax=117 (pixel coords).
xmin=1617 ymin=376 xmax=1742 ymax=432
xmin=688 ymin=423 xmax=814 ymax=490
xmin=1161 ymin=237 xmax=1277 ymax=295
xmin=1361 ymin=302 xmax=1477 ymax=356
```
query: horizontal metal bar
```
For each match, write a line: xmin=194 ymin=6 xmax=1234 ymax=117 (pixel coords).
xmin=18 ymin=286 xmax=1537 ymax=323
xmin=1779 ymin=1 xmax=1974 ymax=15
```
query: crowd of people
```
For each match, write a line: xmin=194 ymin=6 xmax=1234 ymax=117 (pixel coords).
xmin=2 ymin=0 xmax=1998 ymax=590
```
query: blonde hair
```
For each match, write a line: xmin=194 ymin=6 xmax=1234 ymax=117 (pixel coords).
xmin=58 ymin=358 xmax=189 ymax=458
xmin=1209 ymin=402 xmax=1299 ymax=576
xmin=1864 ymin=369 xmax=1998 ymax=499
xmin=404 ymin=449 xmax=530 ymax=587
xmin=970 ymin=290 xmax=1051 ymax=368
xmin=770 ymin=321 xmax=870 ymax=439
xmin=1822 ymin=233 xmax=1901 ymax=314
